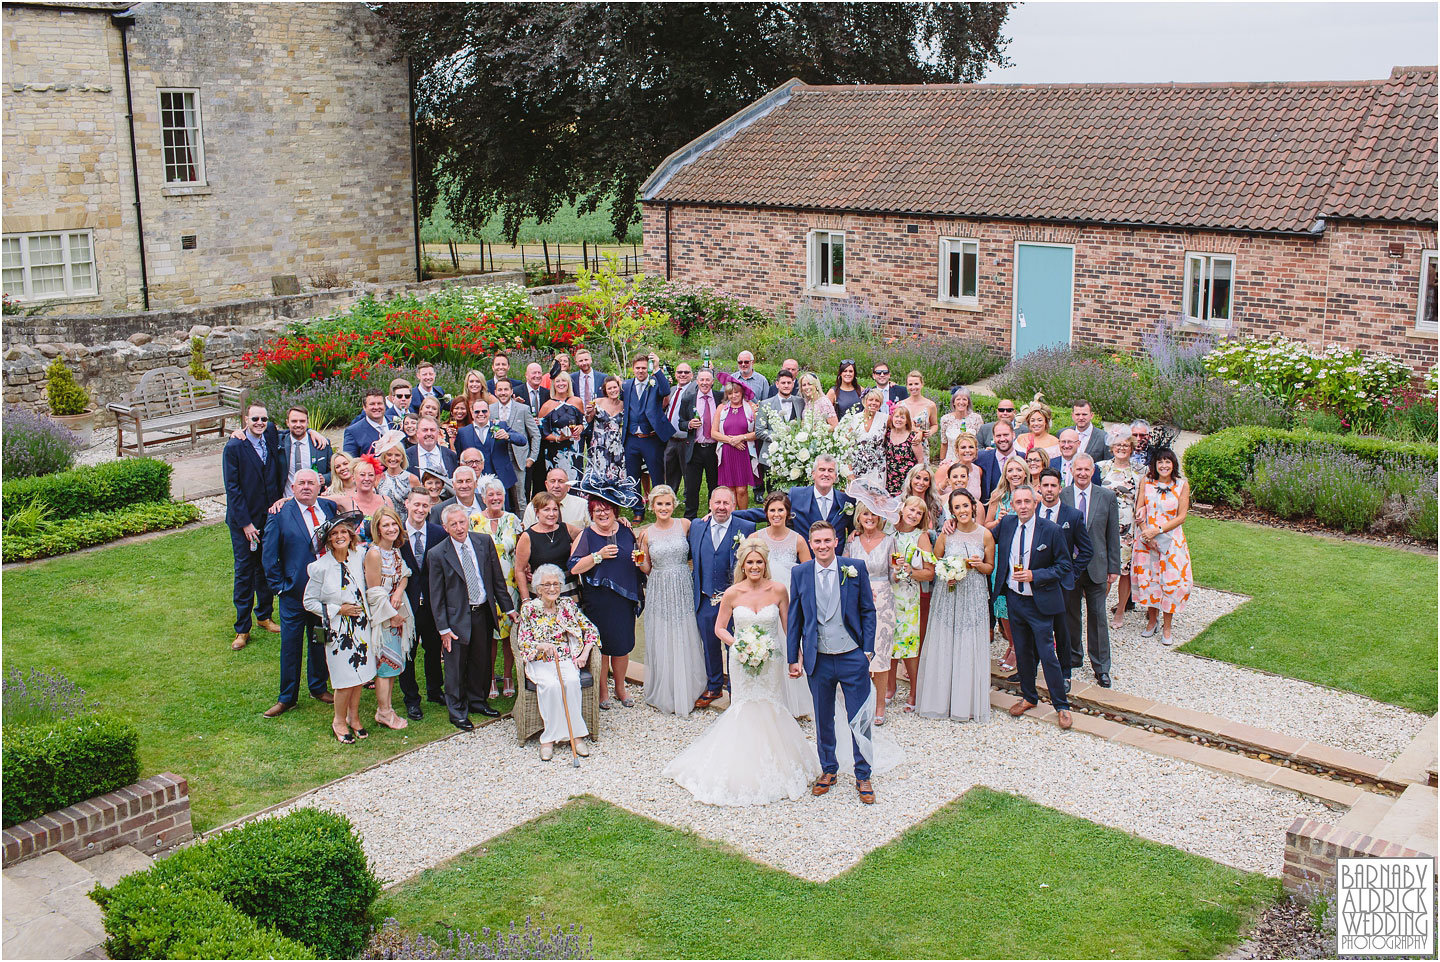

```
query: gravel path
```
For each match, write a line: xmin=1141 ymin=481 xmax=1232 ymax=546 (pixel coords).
xmin=272 ymin=692 xmax=1335 ymax=887
xmin=1018 ymin=586 xmax=1427 ymax=759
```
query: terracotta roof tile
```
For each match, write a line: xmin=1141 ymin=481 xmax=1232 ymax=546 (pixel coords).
xmin=647 ymin=72 xmax=1438 ymax=233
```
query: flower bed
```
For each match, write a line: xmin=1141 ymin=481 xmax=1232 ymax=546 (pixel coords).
xmin=1203 ymin=337 xmax=1414 ymax=427
xmin=2 ymin=406 xmax=81 ymax=479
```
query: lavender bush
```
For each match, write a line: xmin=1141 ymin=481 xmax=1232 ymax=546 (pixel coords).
xmin=364 ymin=916 xmax=593 ymax=960
xmin=2 ymin=667 xmax=89 ymax=729
xmin=2 ymin=406 xmax=81 ymax=479
xmin=1246 ymin=446 xmax=1386 ymax=533
xmin=1142 ymin=316 xmax=1214 ymax=378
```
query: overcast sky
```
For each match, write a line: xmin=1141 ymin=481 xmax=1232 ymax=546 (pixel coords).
xmin=982 ymin=2 xmax=1437 ymax=84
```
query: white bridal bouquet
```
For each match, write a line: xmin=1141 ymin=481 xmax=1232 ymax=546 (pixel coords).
xmin=762 ymin=406 xmax=855 ymax=484
xmin=732 ymin=624 xmax=773 ymax=674
xmin=933 ymin=555 xmax=969 ymax=590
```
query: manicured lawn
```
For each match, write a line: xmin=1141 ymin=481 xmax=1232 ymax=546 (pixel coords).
xmin=379 ymin=790 xmax=1277 ymax=959
xmin=2 ymin=523 xmax=515 ymax=831
xmin=1185 ymin=516 xmax=1438 ymax=714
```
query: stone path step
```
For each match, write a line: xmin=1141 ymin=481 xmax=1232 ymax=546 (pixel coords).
xmin=1370 ymin=784 xmax=1438 ymax=857
xmin=1 ymin=846 xmax=153 ymax=960
xmin=1379 ymin=713 xmax=1438 ymax=787
xmin=1337 ymin=792 xmax=1394 ymax=837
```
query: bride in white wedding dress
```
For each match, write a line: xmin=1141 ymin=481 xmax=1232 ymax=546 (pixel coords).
xmin=664 ymin=538 xmax=820 ymax=806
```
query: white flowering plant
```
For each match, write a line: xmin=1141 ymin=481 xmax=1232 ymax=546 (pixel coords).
xmin=762 ymin=405 xmax=856 ymax=484
xmin=1203 ymin=337 xmax=1413 ymax=421
xmin=732 ymin=623 xmax=773 ymax=674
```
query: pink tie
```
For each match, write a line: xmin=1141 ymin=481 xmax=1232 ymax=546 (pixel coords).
xmin=701 ymin=396 xmax=713 ymax=439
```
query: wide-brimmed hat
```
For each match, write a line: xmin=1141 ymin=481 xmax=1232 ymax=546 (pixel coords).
xmin=572 ymin=471 xmax=642 ymax=512
xmin=312 ymin=509 xmax=366 ymax=556
xmin=419 ymin=466 xmax=454 ymax=499
xmin=715 ymin=370 xmax=756 ymax=402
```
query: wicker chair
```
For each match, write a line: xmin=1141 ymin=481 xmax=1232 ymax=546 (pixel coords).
xmin=510 ymin=631 xmax=601 ymax=744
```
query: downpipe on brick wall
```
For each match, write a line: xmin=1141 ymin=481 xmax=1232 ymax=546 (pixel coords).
xmin=112 ymin=10 xmax=151 ymax=312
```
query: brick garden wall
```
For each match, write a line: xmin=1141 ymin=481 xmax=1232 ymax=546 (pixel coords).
xmin=642 ymin=204 xmax=1439 ymax=371
xmin=1 ymin=774 xmax=192 ymax=868
xmin=1283 ymin=815 xmax=1437 ymax=894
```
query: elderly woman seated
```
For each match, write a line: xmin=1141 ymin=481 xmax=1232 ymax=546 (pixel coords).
xmin=513 ymin=563 xmax=599 ymax=760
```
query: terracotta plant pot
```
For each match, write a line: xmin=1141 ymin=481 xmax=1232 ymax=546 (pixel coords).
xmin=52 ymin=409 xmax=95 ymax=447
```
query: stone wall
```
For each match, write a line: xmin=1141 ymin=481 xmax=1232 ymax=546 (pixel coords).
xmin=642 ymin=203 xmax=1439 ymax=371
xmin=1 ymin=774 xmax=192 ymax=868
xmin=2 ymin=3 xmax=416 ymax=313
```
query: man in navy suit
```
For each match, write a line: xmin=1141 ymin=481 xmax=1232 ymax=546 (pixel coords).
xmin=222 ymin=403 xmax=285 ymax=651
xmin=787 ymin=520 xmax=878 ymax=803
xmin=398 ymin=489 xmax=447 ymax=719
xmin=1050 ymin=429 xmax=1081 ymax=487
xmin=486 ymin=352 xmax=527 ymax=400
xmin=622 ymin=351 xmax=673 ymax=519
xmin=455 ymin=405 xmax=521 ymax=494
xmin=277 ymin=406 xmax=332 ymax=489
xmin=343 ymin=389 xmax=388 ymax=457
xmin=1036 ymin=469 xmax=1092 ymax=689
xmin=688 ymin=486 xmax=756 ymax=708
xmin=734 ymin=456 xmax=854 ymax=542
xmin=409 ymin=362 xmax=449 ymax=414
xmin=518 ymin=362 xmax=552 ymax=501
xmin=406 ymin=416 xmax=459 ymax=478
xmin=869 ymin=363 xmax=907 ymax=404
xmin=568 ymin=347 xmax=607 ymax=411
xmin=260 ymin=469 xmax=335 ymax=717
xmin=994 ymin=484 xmax=1074 ymax=729
xmin=974 ymin=421 xmax=1020 ymax=503
xmin=384 ymin=378 xmax=412 ymax=428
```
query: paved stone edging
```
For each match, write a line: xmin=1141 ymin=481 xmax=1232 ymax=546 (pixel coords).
xmin=2 ymin=774 xmax=192 ymax=869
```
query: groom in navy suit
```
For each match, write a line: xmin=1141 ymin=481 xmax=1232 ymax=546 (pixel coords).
xmin=622 ymin=352 xmax=674 ymax=519
xmin=787 ymin=520 xmax=878 ymax=803
xmin=994 ymin=484 xmax=1074 ymax=729
xmin=734 ymin=456 xmax=854 ymax=542
xmin=688 ymin=486 xmax=756 ymax=708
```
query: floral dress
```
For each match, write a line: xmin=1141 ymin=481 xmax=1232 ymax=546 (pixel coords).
xmin=847 ymin=532 xmax=897 ymax=672
xmin=1132 ymin=480 xmax=1193 ymax=614
xmin=377 ymin=469 xmax=415 ymax=514
xmin=1100 ymin=459 xmax=1144 ymax=574
xmin=514 ymin=596 xmax=601 ymax=663
xmin=586 ymin=406 xmax=626 ymax=483
xmin=891 ymin=528 xmax=924 ymax=658
xmin=475 ymin=511 xmax=523 ymax=640
xmin=884 ymin=432 xmax=920 ymax=495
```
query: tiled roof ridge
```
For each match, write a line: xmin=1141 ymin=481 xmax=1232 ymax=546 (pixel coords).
xmin=793 ymin=77 xmax=1386 ymax=93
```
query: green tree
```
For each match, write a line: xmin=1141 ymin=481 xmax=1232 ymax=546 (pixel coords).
xmin=379 ymin=2 xmax=1014 ymax=241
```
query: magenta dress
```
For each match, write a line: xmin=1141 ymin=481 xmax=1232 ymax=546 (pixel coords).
xmin=716 ymin=403 xmax=757 ymax=490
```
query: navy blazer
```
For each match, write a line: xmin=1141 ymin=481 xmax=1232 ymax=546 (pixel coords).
xmin=222 ymin=435 xmax=284 ymax=531
xmin=1038 ymin=501 xmax=1093 ymax=592
xmin=342 ymin=418 xmax=384 ymax=457
xmin=973 ymin=449 xmax=1014 ymax=503
xmin=409 ymin=383 xmax=450 ymax=414
xmin=516 ymin=383 xmax=550 ymax=414
xmin=262 ymin=498 xmax=337 ymax=596
xmin=1050 ymin=455 xmax=1078 ymax=485
xmin=687 ymin=516 xmax=757 ymax=611
xmin=400 ymin=521 xmax=446 ymax=611
xmin=569 ymin=369 xmax=607 ymax=402
xmin=406 ymin=444 xmax=458 ymax=478
xmin=993 ymin=514 xmax=1071 ymax=617
xmin=453 ymin=426 xmax=520 ymax=489
xmin=622 ymin=368 xmax=675 ymax=441
xmin=487 ymin=377 xmax=527 ymax=398
xmin=786 ymin=558 xmax=877 ymax=676
xmin=734 ymin=484 xmax=853 ymax=543
xmin=271 ymin=431 xmax=332 ymax=488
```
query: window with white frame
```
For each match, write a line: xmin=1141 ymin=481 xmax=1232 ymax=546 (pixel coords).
xmin=807 ymin=229 xmax=845 ymax=292
xmin=1418 ymin=250 xmax=1438 ymax=333
xmin=938 ymin=237 xmax=979 ymax=305
xmin=1183 ymin=252 xmax=1235 ymax=326
xmin=2 ymin=231 xmax=96 ymax=301
xmin=159 ymin=89 xmax=205 ymax=185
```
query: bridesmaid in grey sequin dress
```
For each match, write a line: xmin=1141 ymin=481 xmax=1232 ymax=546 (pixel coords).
xmin=637 ymin=487 xmax=708 ymax=715
xmin=916 ymin=489 xmax=996 ymax=722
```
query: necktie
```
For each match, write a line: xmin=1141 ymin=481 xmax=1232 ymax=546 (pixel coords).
xmin=711 ymin=522 xmax=726 ymax=551
xmin=1015 ymin=521 xmax=1029 ymax=593
xmin=458 ymin=540 xmax=482 ymax=605
xmin=291 ymin=440 xmax=301 ymax=476
xmin=530 ymin=389 xmax=539 ymax=411
xmin=412 ymin=527 xmax=425 ymax=560
xmin=307 ymin=505 xmax=320 ymax=528
xmin=1079 ymin=490 xmax=1089 ymax=523
xmin=255 ymin=439 xmax=266 ymax=465
xmin=701 ymin=396 xmax=713 ymax=439
xmin=1044 ymin=507 xmax=1054 ymax=522
xmin=818 ymin=493 xmax=831 ymax=520
xmin=820 ymin=566 xmax=839 ymax=618
xmin=784 ymin=397 xmax=795 ymax=420
xmin=582 ymin=377 xmax=592 ymax=406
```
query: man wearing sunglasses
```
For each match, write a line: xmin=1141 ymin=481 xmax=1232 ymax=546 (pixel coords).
xmin=385 ymin=379 xmax=412 ymax=429
xmin=869 ymin=365 xmax=906 ymax=404
xmin=977 ymin=398 xmax=1030 ymax=449
xmin=733 ymin=351 xmax=771 ymax=401
xmin=223 ymin=404 xmax=286 ymax=651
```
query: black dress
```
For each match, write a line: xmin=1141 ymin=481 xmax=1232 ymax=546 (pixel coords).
xmin=568 ymin=526 xmax=643 ymax=657
xmin=525 ymin=524 xmax=577 ymax=598
xmin=834 ymin=385 xmax=863 ymax=420
xmin=541 ymin=402 xmax=585 ymax=480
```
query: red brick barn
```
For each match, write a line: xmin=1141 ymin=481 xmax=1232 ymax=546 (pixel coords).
xmin=640 ymin=67 xmax=1438 ymax=370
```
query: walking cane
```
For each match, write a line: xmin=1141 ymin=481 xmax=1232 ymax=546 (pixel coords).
xmin=554 ymin=653 xmax=581 ymax=768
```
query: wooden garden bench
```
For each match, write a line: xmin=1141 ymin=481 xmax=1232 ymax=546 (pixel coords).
xmin=106 ymin=366 xmax=244 ymax=457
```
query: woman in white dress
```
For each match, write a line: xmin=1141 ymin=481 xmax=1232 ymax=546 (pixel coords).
xmin=303 ymin=510 xmax=378 ymax=745
xmin=898 ymin=370 xmax=940 ymax=450
xmin=753 ymin=491 xmax=813 ymax=718
xmin=797 ymin=373 xmax=838 ymax=427
xmin=663 ymin=537 xmax=820 ymax=806
xmin=637 ymin=485 xmax=708 ymax=715
xmin=916 ymin=489 xmax=995 ymax=722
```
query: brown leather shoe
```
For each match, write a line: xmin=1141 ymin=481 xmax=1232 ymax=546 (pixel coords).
xmin=255 ymin=618 xmax=281 ymax=634
xmin=232 ymin=633 xmax=249 ymax=651
xmin=856 ymin=779 xmax=876 ymax=805
xmin=311 ymin=691 xmax=335 ymax=705
xmin=693 ymin=691 xmax=720 ymax=710
xmin=1009 ymin=699 xmax=1036 ymax=717
xmin=812 ymin=773 xmax=837 ymax=796
xmin=1057 ymin=710 xmax=1073 ymax=730
xmin=262 ymin=701 xmax=293 ymax=718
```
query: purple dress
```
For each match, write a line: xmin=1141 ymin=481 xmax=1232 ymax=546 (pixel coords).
xmin=716 ymin=403 xmax=756 ymax=489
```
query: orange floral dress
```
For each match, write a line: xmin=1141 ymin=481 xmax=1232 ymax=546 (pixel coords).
xmin=1132 ymin=480 xmax=1192 ymax=614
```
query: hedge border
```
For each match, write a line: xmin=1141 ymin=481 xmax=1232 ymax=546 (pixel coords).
xmin=1 ymin=713 xmax=141 ymax=827
xmin=2 ymin=458 xmax=173 ymax=521
xmin=2 ymin=501 xmax=201 ymax=562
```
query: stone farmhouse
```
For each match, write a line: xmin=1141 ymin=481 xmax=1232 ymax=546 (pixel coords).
xmin=1 ymin=1 xmax=418 ymax=315
xmin=641 ymin=67 xmax=1438 ymax=370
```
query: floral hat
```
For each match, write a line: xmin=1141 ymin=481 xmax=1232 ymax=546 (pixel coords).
xmin=572 ymin=470 xmax=642 ymax=512
xmin=312 ymin=509 xmax=367 ymax=556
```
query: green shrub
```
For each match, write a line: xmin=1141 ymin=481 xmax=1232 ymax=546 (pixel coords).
xmin=2 ymin=501 xmax=200 ymax=562
xmin=92 ymin=885 xmax=315 ymax=960
xmin=93 ymin=808 xmax=381 ymax=959
xmin=1184 ymin=427 xmax=1437 ymax=507
xmin=2 ymin=458 xmax=173 ymax=521
xmin=2 ymin=712 xmax=139 ymax=826
xmin=45 ymin=358 xmax=90 ymax=416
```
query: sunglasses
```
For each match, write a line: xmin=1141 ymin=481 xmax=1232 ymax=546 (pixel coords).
xmin=997 ymin=407 xmax=1015 ymax=413
xmin=395 ymin=392 xmax=411 ymax=399
xmin=873 ymin=369 xmax=889 ymax=376
xmin=248 ymin=415 xmax=269 ymax=423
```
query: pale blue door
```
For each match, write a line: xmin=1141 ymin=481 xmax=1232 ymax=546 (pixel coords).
xmin=1013 ymin=244 xmax=1074 ymax=357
